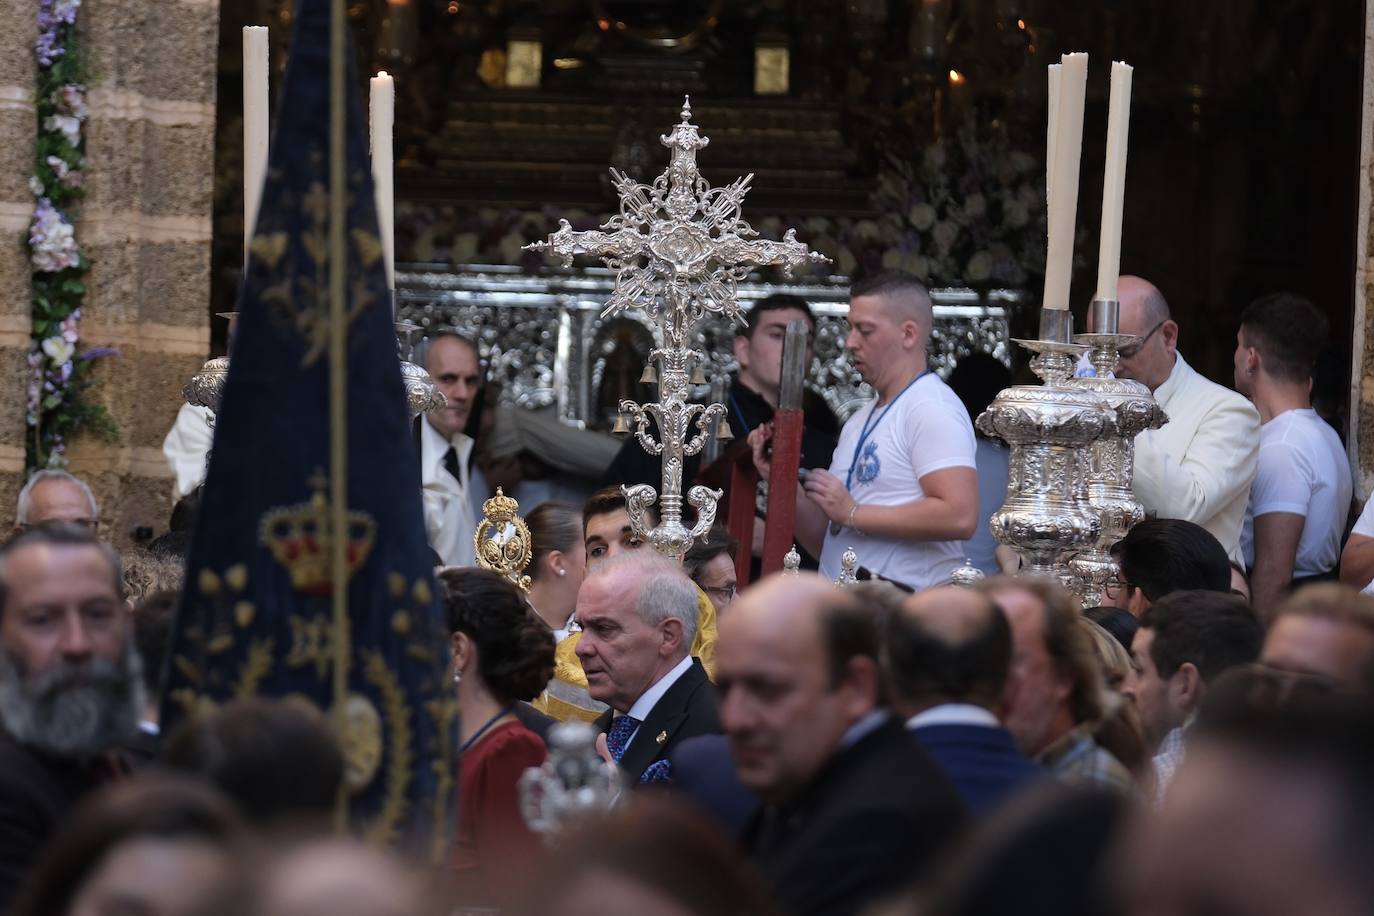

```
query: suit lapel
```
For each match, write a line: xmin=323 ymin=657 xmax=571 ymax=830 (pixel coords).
xmin=618 ymin=661 xmax=706 ymax=780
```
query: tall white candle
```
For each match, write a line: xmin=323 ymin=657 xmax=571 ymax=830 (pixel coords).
xmin=1042 ymin=52 xmax=1087 ymax=311
xmin=1046 ymin=63 xmax=1061 ymax=201
xmin=370 ymin=71 xmax=395 ymax=288
xmin=242 ymin=26 xmax=269 ymax=250
xmin=1094 ymin=61 xmax=1133 ymax=302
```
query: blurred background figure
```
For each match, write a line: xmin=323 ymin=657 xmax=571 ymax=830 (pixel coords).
xmin=525 ymin=501 xmax=587 ymax=641
xmin=946 ymin=353 xmax=1013 ymax=577
xmin=161 ymin=697 xmax=345 ymax=833
xmin=516 ymin=794 xmax=783 ymax=916
xmin=130 ymin=589 xmax=179 ymax=759
xmin=11 ymin=775 xmax=242 ymax=916
xmin=438 ymin=567 xmax=554 ymax=910
xmin=1260 ymin=583 xmax=1374 ymax=693
xmin=684 ymin=525 xmax=740 ymax=617
xmin=12 ymin=470 xmax=100 ymax=535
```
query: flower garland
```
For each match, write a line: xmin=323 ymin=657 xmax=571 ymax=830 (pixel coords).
xmin=27 ymin=0 xmax=116 ymax=470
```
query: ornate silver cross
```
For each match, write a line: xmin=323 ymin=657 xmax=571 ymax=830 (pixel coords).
xmin=527 ymin=98 xmax=828 ymax=560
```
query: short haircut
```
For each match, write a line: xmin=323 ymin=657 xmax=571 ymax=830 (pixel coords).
xmin=849 ymin=269 xmax=932 ymax=323
xmin=1110 ymin=518 xmax=1231 ymax=603
xmin=15 ymin=469 xmax=97 ymax=526
xmin=978 ymin=575 xmax=1105 ymax=725
xmin=682 ymin=525 xmax=739 ymax=582
xmin=1140 ymin=590 xmax=1263 ymax=682
xmin=413 ymin=327 xmax=481 ymax=370
xmin=1240 ymin=292 xmax=1329 ymax=384
xmin=819 ymin=590 xmax=882 ymax=692
xmin=1270 ymin=584 xmax=1374 ymax=691
xmin=587 ymin=551 xmax=699 ymax=652
xmin=0 ymin=523 xmax=123 ymax=617
xmin=133 ymin=589 xmax=179 ymax=697
xmin=1084 ymin=605 xmax=1138 ymax=654
xmin=583 ymin=485 xmax=659 ymax=532
xmin=161 ymin=698 xmax=345 ymax=826
xmin=739 ymin=294 xmax=816 ymax=339
xmin=436 ymin=567 xmax=555 ymax=704
xmin=527 ymin=500 xmax=582 ymax=582
xmin=883 ymin=592 xmax=1011 ymax=709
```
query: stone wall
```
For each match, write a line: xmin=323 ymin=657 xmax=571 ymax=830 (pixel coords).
xmin=1354 ymin=5 xmax=1374 ymax=499
xmin=0 ymin=0 xmax=37 ymax=523
xmin=62 ymin=0 xmax=219 ymax=544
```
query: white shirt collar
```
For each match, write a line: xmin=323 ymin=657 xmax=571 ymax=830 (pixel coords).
xmin=420 ymin=418 xmax=473 ymax=483
xmin=626 ymin=654 xmax=695 ymax=722
xmin=906 ymin=703 xmax=1000 ymax=730
xmin=1152 ymin=352 xmax=1191 ymax=406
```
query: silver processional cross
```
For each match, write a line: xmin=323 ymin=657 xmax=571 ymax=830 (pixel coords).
xmin=527 ymin=97 xmax=828 ymax=560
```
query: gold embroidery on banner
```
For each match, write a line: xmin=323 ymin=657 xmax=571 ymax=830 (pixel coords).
xmin=260 ymin=471 xmax=376 ymax=595
xmin=233 ymin=639 xmax=275 ymax=699
xmin=361 ymin=650 xmax=412 ymax=846
xmin=336 ymin=693 xmax=384 ymax=794
xmin=426 ymin=695 xmax=458 ymax=864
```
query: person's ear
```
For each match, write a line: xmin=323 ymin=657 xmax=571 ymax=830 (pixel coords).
xmin=450 ymin=631 xmax=472 ymax=672
xmin=1161 ymin=319 xmax=1180 ymax=352
xmin=659 ymin=617 xmax=685 ymax=656
xmin=1127 ymin=587 xmax=1150 ymax=619
xmin=840 ymin=655 xmax=880 ymax=717
xmin=1173 ymin=661 xmax=1203 ymax=711
xmin=546 ymin=549 xmax=566 ymax=579
xmin=732 ymin=334 xmax=751 ymax=367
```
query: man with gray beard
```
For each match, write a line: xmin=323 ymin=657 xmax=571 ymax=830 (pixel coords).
xmin=0 ymin=524 xmax=144 ymax=909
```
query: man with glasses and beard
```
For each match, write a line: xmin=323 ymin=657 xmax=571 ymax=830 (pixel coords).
xmin=1114 ymin=277 xmax=1260 ymax=564
xmin=0 ymin=524 xmax=144 ymax=909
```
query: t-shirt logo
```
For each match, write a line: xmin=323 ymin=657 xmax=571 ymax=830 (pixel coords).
xmin=855 ymin=442 xmax=881 ymax=485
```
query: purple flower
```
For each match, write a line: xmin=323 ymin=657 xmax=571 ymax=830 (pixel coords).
xmin=79 ymin=346 xmax=119 ymax=360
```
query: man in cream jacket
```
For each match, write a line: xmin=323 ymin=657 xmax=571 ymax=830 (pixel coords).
xmin=1115 ymin=277 xmax=1260 ymax=564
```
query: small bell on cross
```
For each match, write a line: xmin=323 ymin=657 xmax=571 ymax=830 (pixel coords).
xmin=639 ymin=364 xmax=658 ymax=385
xmin=690 ymin=365 xmax=707 ymax=385
xmin=612 ymin=414 xmax=630 ymax=436
xmin=716 ymin=422 xmax=734 ymax=442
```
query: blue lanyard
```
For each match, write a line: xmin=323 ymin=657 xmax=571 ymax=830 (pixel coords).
xmin=844 ymin=370 xmax=929 ymax=490
xmin=728 ymin=393 xmax=751 ymax=435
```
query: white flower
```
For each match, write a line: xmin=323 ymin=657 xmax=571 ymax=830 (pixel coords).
xmin=1003 ymin=201 xmax=1029 ymax=229
xmin=28 ymin=176 xmax=44 ymax=197
xmin=966 ymin=250 xmax=993 ymax=283
xmin=964 ymin=193 xmax=987 ymax=219
xmin=932 ymin=220 xmax=959 ymax=252
xmin=45 ymin=155 xmax=69 ymax=178
xmin=44 ymin=114 xmax=81 ymax=147
xmin=451 ymin=231 xmax=479 ymax=265
xmin=41 ymin=336 xmax=75 ymax=365
xmin=53 ymin=0 xmax=81 ymax=21
xmin=907 ymin=203 xmax=937 ymax=231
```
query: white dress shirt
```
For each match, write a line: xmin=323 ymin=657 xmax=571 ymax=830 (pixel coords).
xmin=1132 ymin=353 xmax=1261 ymax=563
xmin=905 ymin=703 xmax=1001 ymax=731
xmin=419 ymin=418 xmax=479 ymax=567
xmin=162 ymin=402 xmax=215 ymax=498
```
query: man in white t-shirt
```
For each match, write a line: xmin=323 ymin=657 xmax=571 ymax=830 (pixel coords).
xmin=1234 ymin=293 xmax=1352 ymax=617
xmin=751 ymin=270 xmax=978 ymax=590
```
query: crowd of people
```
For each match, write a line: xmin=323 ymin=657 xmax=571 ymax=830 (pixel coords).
xmin=3 ymin=268 xmax=1374 ymax=916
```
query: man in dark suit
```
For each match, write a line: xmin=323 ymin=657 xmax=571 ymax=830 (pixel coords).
xmin=0 ymin=524 xmax=142 ymax=910
xmin=717 ymin=573 xmax=965 ymax=916
xmin=578 ymin=551 xmax=721 ymax=784
xmin=884 ymin=586 xmax=1042 ymax=816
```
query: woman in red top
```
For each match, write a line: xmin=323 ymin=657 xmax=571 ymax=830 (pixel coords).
xmin=438 ymin=567 xmax=556 ymax=911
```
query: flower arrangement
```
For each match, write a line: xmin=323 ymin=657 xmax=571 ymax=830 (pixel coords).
xmin=870 ymin=118 xmax=1048 ymax=288
xmin=27 ymin=0 xmax=117 ymax=470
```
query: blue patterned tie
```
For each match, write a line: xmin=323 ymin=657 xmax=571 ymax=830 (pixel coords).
xmin=606 ymin=714 xmax=641 ymax=762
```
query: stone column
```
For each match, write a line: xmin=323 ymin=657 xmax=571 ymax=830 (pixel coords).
xmin=65 ymin=0 xmax=219 ymax=545
xmin=0 ymin=0 xmax=37 ymax=523
xmin=1354 ymin=6 xmax=1374 ymax=497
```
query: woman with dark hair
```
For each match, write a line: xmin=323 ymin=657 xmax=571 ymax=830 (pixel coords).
xmin=439 ymin=567 xmax=556 ymax=910
xmin=525 ymin=500 xmax=586 ymax=640
xmin=12 ymin=774 xmax=242 ymax=916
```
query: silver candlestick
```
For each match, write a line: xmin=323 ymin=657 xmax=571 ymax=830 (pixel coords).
xmin=527 ymin=98 xmax=828 ymax=560
xmin=519 ymin=720 xmax=623 ymax=842
xmin=977 ymin=310 xmax=1108 ymax=578
xmin=1064 ymin=298 xmax=1167 ymax=606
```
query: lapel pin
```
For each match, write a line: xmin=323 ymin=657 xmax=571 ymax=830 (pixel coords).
xmin=655 ymin=730 xmax=667 ymax=745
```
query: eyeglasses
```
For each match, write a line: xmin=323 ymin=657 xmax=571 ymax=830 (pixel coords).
xmin=1117 ymin=321 xmax=1165 ymax=360
xmin=702 ymin=585 xmax=737 ymax=603
xmin=1103 ymin=577 xmax=1130 ymax=599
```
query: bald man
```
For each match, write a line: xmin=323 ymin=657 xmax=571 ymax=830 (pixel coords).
xmin=718 ymin=573 xmax=964 ymax=916
xmin=754 ymin=270 xmax=977 ymax=590
xmin=885 ymin=587 xmax=1041 ymax=816
xmin=415 ymin=331 xmax=487 ymax=567
xmin=1115 ymin=277 xmax=1260 ymax=563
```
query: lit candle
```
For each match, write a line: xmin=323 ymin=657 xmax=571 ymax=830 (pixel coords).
xmin=370 ymin=71 xmax=395 ymax=288
xmin=242 ymin=26 xmax=269 ymax=251
xmin=1042 ymin=52 xmax=1087 ymax=311
xmin=1094 ymin=61 xmax=1133 ymax=302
